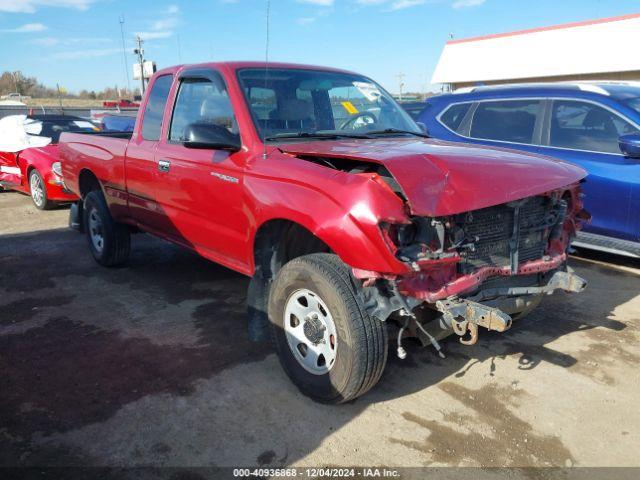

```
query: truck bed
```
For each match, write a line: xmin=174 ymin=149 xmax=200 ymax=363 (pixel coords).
xmin=58 ymin=131 xmax=131 ymax=200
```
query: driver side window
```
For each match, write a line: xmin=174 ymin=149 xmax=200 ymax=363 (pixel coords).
xmin=169 ymin=75 xmax=238 ymax=142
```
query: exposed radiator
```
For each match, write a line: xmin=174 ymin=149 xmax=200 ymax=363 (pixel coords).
xmin=456 ymin=196 xmax=558 ymax=274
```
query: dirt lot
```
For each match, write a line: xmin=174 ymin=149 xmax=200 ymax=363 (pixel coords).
xmin=1 ymin=190 xmax=639 ymax=470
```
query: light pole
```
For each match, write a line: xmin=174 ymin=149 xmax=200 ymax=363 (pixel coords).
xmin=119 ymin=15 xmax=131 ymax=94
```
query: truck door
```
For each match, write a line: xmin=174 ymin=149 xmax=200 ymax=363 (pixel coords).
xmin=540 ymin=99 xmax=638 ymax=241
xmin=152 ymin=69 xmax=249 ymax=269
xmin=125 ymin=74 xmax=173 ymax=230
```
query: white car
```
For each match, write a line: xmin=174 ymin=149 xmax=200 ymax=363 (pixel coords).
xmin=0 ymin=93 xmax=30 ymax=101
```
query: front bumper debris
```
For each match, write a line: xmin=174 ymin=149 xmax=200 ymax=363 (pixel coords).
xmin=467 ymin=270 xmax=587 ymax=303
xmin=433 ymin=270 xmax=587 ymax=346
xmin=435 ymin=297 xmax=512 ymax=346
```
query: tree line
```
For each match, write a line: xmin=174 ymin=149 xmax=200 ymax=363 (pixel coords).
xmin=0 ymin=71 xmax=140 ymax=100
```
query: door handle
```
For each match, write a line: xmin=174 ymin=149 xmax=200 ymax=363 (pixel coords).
xmin=158 ymin=159 xmax=171 ymax=173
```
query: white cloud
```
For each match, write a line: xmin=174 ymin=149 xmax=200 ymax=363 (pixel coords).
xmin=0 ymin=0 xmax=93 ymax=13
xmin=452 ymin=0 xmax=485 ymax=8
xmin=52 ymin=47 xmax=121 ymax=60
xmin=137 ymin=6 xmax=181 ymax=41
xmin=1 ymin=22 xmax=47 ymax=32
xmin=29 ymin=36 xmax=59 ymax=46
xmin=30 ymin=35 xmax=111 ymax=47
xmin=136 ymin=30 xmax=173 ymax=40
xmin=358 ymin=0 xmax=483 ymax=10
xmin=152 ymin=18 xmax=178 ymax=30
xmin=296 ymin=17 xmax=316 ymax=25
xmin=387 ymin=0 xmax=425 ymax=11
xmin=297 ymin=0 xmax=333 ymax=6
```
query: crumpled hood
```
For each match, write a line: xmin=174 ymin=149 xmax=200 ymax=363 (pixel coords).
xmin=279 ymin=137 xmax=586 ymax=216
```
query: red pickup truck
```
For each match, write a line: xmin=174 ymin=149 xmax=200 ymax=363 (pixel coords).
xmin=59 ymin=62 xmax=588 ymax=403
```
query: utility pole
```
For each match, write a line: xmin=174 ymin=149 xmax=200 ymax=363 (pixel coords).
xmin=134 ymin=35 xmax=146 ymax=94
xmin=119 ymin=15 xmax=131 ymax=94
xmin=56 ymin=83 xmax=64 ymax=110
xmin=395 ymin=72 xmax=406 ymax=101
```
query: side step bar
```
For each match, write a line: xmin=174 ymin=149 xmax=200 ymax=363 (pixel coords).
xmin=573 ymin=232 xmax=640 ymax=259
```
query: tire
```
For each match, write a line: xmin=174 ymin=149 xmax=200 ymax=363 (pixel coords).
xmin=29 ymin=169 xmax=54 ymax=210
xmin=83 ymin=190 xmax=131 ymax=267
xmin=268 ymin=253 xmax=388 ymax=404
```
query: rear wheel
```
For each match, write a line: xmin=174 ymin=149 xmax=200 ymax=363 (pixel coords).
xmin=29 ymin=169 xmax=54 ymax=210
xmin=83 ymin=190 xmax=130 ymax=267
xmin=268 ymin=253 xmax=388 ymax=403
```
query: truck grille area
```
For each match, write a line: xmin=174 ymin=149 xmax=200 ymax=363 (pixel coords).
xmin=456 ymin=196 xmax=559 ymax=274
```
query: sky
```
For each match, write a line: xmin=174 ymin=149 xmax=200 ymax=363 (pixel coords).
xmin=0 ymin=0 xmax=639 ymax=94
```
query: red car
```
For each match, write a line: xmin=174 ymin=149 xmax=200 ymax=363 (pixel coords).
xmin=59 ymin=62 xmax=589 ymax=403
xmin=0 ymin=115 xmax=97 ymax=209
xmin=102 ymin=99 xmax=140 ymax=108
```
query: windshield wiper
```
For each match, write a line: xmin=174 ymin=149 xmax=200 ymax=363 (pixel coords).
xmin=364 ymin=128 xmax=429 ymax=138
xmin=264 ymin=132 xmax=371 ymax=141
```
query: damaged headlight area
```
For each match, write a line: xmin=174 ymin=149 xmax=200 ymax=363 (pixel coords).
xmin=383 ymin=193 xmax=575 ymax=274
xmin=366 ymin=190 xmax=588 ymax=360
xmin=382 ymin=217 xmax=459 ymax=265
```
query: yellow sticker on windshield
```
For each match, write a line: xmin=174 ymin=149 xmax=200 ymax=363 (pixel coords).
xmin=341 ymin=101 xmax=359 ymax=115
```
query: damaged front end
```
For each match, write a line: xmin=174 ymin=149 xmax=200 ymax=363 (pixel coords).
xmin=355 ymin=185 xmax=590 ymax=358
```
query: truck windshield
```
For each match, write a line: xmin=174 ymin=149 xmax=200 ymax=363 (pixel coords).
xmin=237 ymin=68 xmax=421 ymax=141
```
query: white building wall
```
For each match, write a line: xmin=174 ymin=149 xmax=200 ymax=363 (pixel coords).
xmin=432 ymin=14 xmax=640 ymax=85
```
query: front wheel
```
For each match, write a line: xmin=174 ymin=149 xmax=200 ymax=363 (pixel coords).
xmin=29 ymin=169 xmax=54 ymax=210
xmin=83 ymin=190 xmax=131 ymax=267
xmin=268 ymin=253 xmax=388 ymax=403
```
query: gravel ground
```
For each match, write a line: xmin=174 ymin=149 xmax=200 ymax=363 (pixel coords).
xmin=1 ymin=190 xmax=639 ymax=471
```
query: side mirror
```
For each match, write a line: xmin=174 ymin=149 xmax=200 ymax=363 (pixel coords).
xmin=618 ymin=133 xmax=640 ymax=159
xmin=416 ymin=121 xmax=429 ymax=135
xmin=182 ymin=123 xmax=241 ymax=152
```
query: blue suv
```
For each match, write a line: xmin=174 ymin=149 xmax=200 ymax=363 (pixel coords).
xmin=414 ymin=83 xmax=640 ymax=257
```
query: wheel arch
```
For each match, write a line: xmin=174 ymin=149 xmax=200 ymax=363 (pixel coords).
xmin=245 ymin=213 xmax=400 ymax=342
xmin=252 ymin=218 xmax=332 ymax=280
xmin=78 ymin=168 xmax=102 ymax=199
xmin=247 ymin=217 xmax=336 ymax=343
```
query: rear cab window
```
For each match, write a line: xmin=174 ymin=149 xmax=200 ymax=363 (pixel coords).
xmin=140 ymin=75 xmax=173 ymax=141
xmin=470 ymin=99 xmax=541 ymax=144
xmin=245 ymin=86 xmax=278 ymax=121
